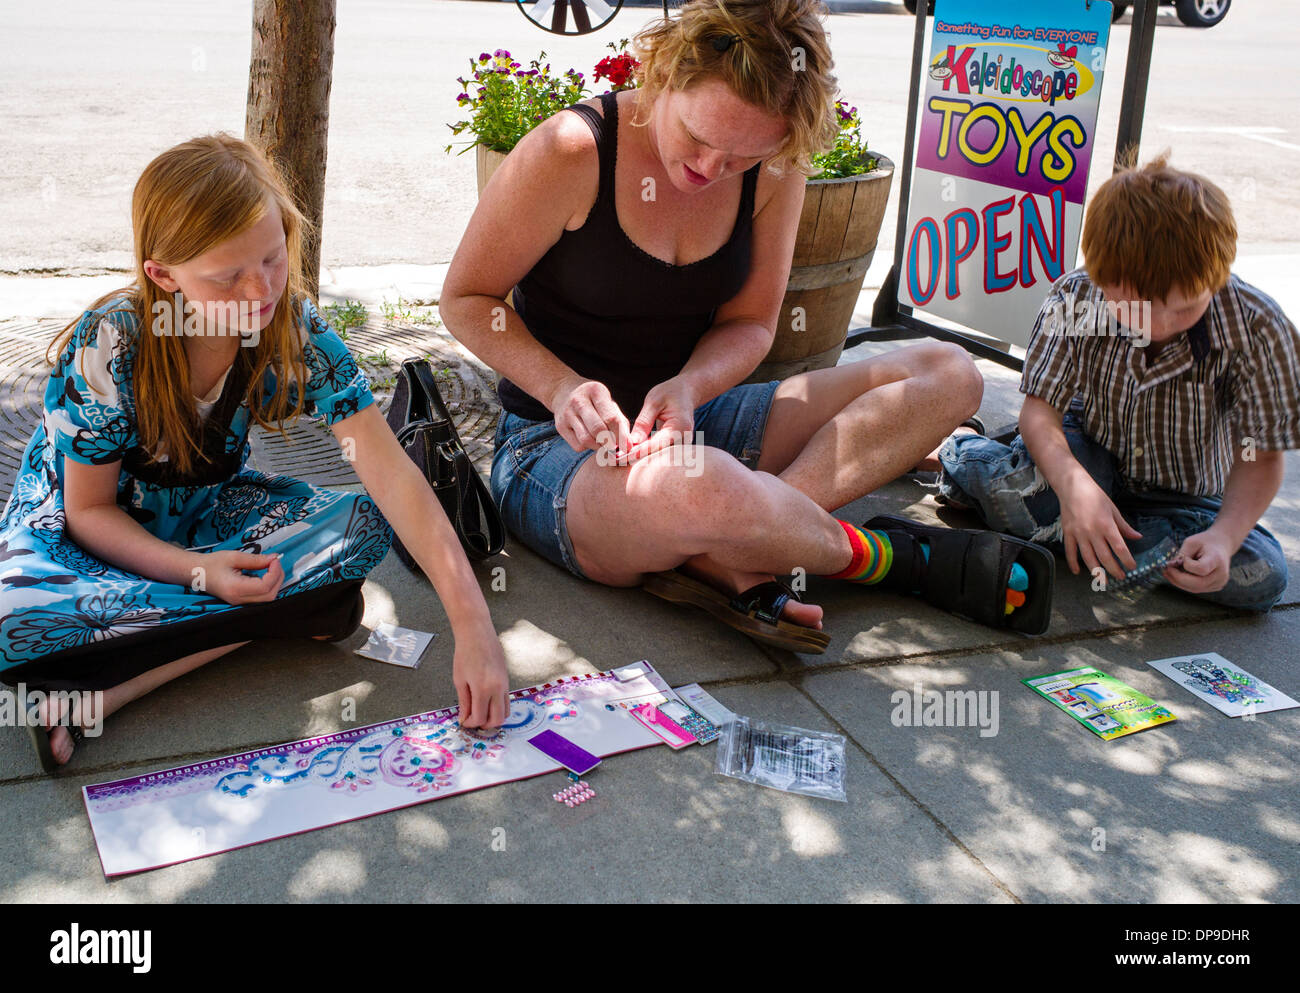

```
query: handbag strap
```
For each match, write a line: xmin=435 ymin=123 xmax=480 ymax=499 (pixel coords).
xmin=397 ymin=359 xmax=505 ymax=560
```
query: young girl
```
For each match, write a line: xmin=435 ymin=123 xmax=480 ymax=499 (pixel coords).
xmin=0 ymin=134 xmax=510 ymax=771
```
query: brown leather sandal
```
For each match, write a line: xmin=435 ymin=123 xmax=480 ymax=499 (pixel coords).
xmin=643 ymin=570 xmax=831 ymax=654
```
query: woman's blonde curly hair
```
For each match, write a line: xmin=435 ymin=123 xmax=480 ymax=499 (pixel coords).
xmin=629 ymin=0 xmax=839 ymax=176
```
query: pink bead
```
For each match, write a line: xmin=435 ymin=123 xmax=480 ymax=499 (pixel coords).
xmin=578 ymin=781 xmax=588 ymax=788
xmin=565 ymin=800 xmax=574 ymax=808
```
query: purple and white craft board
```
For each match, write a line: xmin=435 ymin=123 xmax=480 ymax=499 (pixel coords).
xmin=84 ymin=665 xmax=676 ymax=877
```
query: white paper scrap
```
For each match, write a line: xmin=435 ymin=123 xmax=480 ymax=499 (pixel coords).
xmin=354 ymin=623 xmax=436 ymax=668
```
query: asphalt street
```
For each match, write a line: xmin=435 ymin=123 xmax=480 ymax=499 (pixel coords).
xmin=2 ymin=0 xmax=1297 ymax=273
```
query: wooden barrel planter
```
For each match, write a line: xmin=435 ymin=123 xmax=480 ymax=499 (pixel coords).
xmin=476 ymin=144 xmax=509 ymax=195
xmin=476 ymin=145 xmax=513 ymax=309
xmin=749 ymin=154 xmax=895 ymax=382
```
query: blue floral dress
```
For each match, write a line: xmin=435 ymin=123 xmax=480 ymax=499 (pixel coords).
xmin=0 ymin=294 xmax=393 ymax=690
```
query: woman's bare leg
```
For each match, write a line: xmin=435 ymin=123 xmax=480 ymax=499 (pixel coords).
xmin=40 ymin=641 xmax=250 ymax=765
xmin=682 ymin=343 xmax=982 ymax=617
xmin=565 ymin=343 xmax=983 ymax=625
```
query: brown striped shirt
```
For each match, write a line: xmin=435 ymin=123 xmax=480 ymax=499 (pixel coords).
xmin=1021 ymin=269 xmax=1300 ymax=496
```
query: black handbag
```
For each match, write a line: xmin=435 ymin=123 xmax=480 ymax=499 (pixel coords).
xmin=385 ymin=358 xmax=505 ymax=564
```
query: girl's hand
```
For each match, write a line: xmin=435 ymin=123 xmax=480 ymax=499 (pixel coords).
xmin=627 ymin=376 xmax=697 ymax=463
xmin=202 ymin=550 xmax=284 ymax=604
xmin=453 ymin=620 xmax=511 ymax=729
xmin=550 ymin=376 xmax=631 ymax=460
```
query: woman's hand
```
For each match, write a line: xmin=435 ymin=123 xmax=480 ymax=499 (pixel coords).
xmin=627 ymin=376 xmax=698 ymax=462
xmin=550 ymin=375 xmax=631 ymax=459
xmin=453 ymin=618 xmax=512 ymax=729
xmin=202 ymin=550 xmax=284 ymax=604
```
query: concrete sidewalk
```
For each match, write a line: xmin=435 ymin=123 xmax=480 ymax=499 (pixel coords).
xmin=1 ymin=288 xmax=1297 ymax=902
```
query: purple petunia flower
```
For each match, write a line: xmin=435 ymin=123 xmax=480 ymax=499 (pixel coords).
xmin=479 ymin=52 xmax=490 ymax=62
xmin=495 ymin=48 xmax=510 ymax=58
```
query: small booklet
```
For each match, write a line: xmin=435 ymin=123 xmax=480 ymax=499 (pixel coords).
xmin=354 ymin=623 xmax=437 ymax=668
xmin=1146 ymin=652 xmax=1299 ymax=718
xmin=1023 ymin=666 xmax=1176 ymax=740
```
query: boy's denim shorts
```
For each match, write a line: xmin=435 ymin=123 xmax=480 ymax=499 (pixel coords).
xmin=491 ymin=381 xmax=780 ymax=579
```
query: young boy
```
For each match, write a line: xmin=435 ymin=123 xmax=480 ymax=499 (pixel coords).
xmin=934 ymin=155 xmax=1296 ymax=611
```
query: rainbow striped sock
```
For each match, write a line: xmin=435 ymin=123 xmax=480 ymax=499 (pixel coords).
xmin=826 ymin=521 xmax=893 ymax=584
xmin=827 ymin=520 xmax=1030 ymax=611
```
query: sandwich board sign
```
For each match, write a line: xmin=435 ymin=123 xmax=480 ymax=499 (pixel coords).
xmin=900 ymin=0 xmax=1113 ymax=347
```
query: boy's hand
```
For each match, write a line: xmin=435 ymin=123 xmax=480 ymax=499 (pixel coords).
xmin=1164 ymin=530 xmax=1232 ymax=594
xmin=1059 ymin=476 xmax=1142 ymax=581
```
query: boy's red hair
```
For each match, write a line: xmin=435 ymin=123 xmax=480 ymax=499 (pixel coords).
xmin=1082 ymin=152 xmax=1236 ymax=301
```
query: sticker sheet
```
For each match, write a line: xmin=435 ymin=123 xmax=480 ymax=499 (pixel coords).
xmin=84 ymin=665 xmax=676 ymax=876
xmin=1023 ymin=666 xmax=1177 ymax=740
xmin=1146 ymin=652 xmax=1299 ymax=718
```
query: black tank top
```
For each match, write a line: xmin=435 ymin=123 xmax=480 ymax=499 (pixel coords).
xmin=497 ymin=90 xmax=762 ymax=422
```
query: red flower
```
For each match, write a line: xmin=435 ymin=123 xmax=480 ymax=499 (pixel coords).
xmin=594 ymin=52 xmax=639 ymax=89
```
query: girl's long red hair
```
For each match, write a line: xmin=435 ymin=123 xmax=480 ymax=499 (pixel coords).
xmin=50 ymin=133 xmax=311 ymax=475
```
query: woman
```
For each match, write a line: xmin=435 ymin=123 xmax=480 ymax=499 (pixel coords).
xmin=441 ymin=0 xmax=1051 ymax=651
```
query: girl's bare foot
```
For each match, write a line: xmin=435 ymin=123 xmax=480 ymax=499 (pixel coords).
xmin=35 ymin=690 xmax=108 ymax=766
xmin=913 ymin=425 xmax=981 ymax=473
xmin=680 ymin=556 xmax=824 ymax=629
xmin=32 ymin=642 xmax=249 ymax=767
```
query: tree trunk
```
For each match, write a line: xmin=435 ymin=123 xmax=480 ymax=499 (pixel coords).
xmin=245 ymin=0 xmax=336 ymax=298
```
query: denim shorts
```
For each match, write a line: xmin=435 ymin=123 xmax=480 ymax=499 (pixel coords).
xmin=491 ymin=381 xmax=780 ymax=579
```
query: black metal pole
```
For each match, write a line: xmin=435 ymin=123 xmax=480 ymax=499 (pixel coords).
xmin=1114 ymin=0 xmax=1159 ymax=171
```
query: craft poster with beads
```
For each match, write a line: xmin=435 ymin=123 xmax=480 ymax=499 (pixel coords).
xmin=1146 ymin=653 xmax=1299 ymax=718
xmin=83 ymin=665 xmax=677 ymax=876
xmin=1023 ymin=666 xmax=1177 ymax=740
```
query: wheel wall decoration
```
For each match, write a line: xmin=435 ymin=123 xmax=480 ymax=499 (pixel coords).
xmin=514 ymin=0 xmax=626 ymax=35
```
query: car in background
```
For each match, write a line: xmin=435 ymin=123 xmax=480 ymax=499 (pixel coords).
xmin=901 ymin=1 xmax=1231 ymax=28
xmin=1111 ymin=1 xmax=1230 ymax=27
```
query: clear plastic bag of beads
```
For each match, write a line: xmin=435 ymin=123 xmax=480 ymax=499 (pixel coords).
xmin=714 ymin=715 xmax=847 ymax=802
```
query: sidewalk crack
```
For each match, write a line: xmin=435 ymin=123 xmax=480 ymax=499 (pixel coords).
xmin=790 ymin=677 xmax=1025 ymax=904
